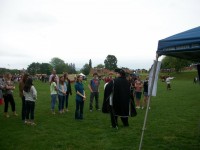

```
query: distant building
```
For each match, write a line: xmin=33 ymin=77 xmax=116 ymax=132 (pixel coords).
xmin=90 ymin=68 xmax=115 ymax=77
xmin=90 ymin=67 xmax=138 ymax=76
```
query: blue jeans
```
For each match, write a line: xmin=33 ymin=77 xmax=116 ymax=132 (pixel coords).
xmin=75 ymin=100 xmax=84 ymax=119
xmin=51 ymin=94 xmax=57 ymax=110
xmin=58 ymin=95 xmax=65 ymax=111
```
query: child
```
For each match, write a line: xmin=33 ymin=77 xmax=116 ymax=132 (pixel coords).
xmin=166 ymin=75 xmax=174 ymax=90
xmin=142 ymin=77 xmax=150 ymax=109
xmin=75 ymin=75 xmax=86 ymax=119
xmin=134 ymin=78 xmax=143 ymax=109
xmin=50 ymin=76 xmax=57 ymax=114
xmin=88 ymin=73 xmax=100 ymax=112
xmin=23 ymin=78 xmax=37 ymax=125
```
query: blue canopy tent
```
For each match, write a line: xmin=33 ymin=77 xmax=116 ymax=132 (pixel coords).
xmin=157 ymin=26 xmax=200 ymax=61
xmin=139 ymin=26 xmax=200 ymax=150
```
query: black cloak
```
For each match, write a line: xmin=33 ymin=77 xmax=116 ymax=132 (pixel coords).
xmin=102 ymin=77 xmax=131 ymax=117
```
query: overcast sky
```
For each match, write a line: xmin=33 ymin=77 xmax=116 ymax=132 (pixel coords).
xmin=0 ymin=0 xmax=200 ymax=70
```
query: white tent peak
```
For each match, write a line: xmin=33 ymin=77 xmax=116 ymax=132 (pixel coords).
xmin=79 ymin=73 xmax=86 ymax=76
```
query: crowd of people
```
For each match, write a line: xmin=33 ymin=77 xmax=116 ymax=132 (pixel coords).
xmin=0 ymin=68 xmax=154 ymax=128
xmin=0 ymin=72 xmax=38 ymax=125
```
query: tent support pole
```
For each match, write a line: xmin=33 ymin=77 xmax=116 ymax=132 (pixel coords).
xmin=139 ymin=54 xmax=159 ymax=150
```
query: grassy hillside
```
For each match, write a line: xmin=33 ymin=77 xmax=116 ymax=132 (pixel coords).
xmin=0 ymin=71 xmax=199 ymax=150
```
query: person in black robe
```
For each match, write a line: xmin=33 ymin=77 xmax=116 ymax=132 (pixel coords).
xmin=102 ymin=68 xmax=131 ymax=128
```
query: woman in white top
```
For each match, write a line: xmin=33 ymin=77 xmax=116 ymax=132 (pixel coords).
xmin=23 ymin=78 xmax=37 ymax=125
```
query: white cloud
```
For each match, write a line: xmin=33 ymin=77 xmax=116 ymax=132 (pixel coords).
xmin=0 ymin=0 xmax=200 ymax=70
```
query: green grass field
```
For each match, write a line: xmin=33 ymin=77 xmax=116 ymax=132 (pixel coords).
xmin=0 ymin=71 xmax=200 ymax=150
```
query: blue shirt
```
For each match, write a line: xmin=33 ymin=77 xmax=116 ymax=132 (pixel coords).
xmin=75 ymin=82 xmax=84 ymax=101
xmin=90 ymin=79 xmax=100 ymax=92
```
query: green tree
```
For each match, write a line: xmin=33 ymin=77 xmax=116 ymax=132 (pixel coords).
xmin=161 ymin=56 xmax=191 ymax=72
xmin=95 ymin=64 xmax=105 ymax=68
xmin=50 ymin=57 xmax=65 ymax=68
xmin=0 ymin=68 xmax=20 ymax=75
xmin=81 ymin=63 xmax=90 ymax=75
xmin=40 ymin=63 xmax=53 ymax=75
xmin=56 ymin=63 xmax=67 ymax=74
xmin=89 ymin=59 xmax=92 ymax=69
xmin=66 ymin=63 xmax=76 ymax=74
xmin=49 ymin=57 xmax=66 ymax=74
xmin=27 ymin=62 xmax=41 ymax=75
xmin=104 ymin=55 xmax=117 ymax=70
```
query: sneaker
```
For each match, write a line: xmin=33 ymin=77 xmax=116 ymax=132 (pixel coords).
xmin=25 ymin=121 xmax=31 ymax=125
xmin=31 ymin=122 xmax=36 ymax=126
xmin=13 ymin=113 xmax=18 ymax=116
xmin=136 ymin=106 xmax=140 ymax=109
xmin=6 ymin=114 xmax=10 ymax=118
xmin=111 ymin=126 xmax=118 ymax=130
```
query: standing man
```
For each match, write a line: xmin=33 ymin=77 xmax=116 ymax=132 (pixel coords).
xmin=49 ymin=69 xmax=59 ymax=84
xmin=88 ymin=73 xmax=100 ymax=112
xmin=103 ymin=68 xmax=131 ymax=128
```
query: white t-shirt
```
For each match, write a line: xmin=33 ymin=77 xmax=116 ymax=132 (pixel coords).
xmin=23 ymin=86 xmax=37 ymax=102
xmin=166 ymin=77 xmax=174 ymax=84
xmin=50 ymin=82 xmax=57 ymax=95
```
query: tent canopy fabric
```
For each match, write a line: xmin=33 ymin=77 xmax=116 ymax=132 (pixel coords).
xmin=157 ymin=26 xmax=200 ymax=62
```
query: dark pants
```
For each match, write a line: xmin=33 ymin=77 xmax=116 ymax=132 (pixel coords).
xmin=3 ymin=94 xmax=16 ymax=112
xmin=75 ymin=100 xmax=84 ymax=119
xmin=110 ymin=106 xmax=129 ymax=128
xmin=167 ymin=84 xmax=171 ymax=90
xmin=58 ymin=95 xmax=65 ymax=111
xmin=89 ymin=92 xmax=99 ymax=110
xmin=21 ymin=96 xmax=26 ymax=120
xmin=65 ymin=94 xmax=69 ymax=109
xmin=26 ymin=101 xmax=35 ymax=120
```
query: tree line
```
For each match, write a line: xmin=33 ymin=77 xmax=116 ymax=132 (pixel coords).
xmin=161 ymin=56 xmax=193 ymax=72
xmin=26 ymin=55 xmax=118 ymax=75
xmin=27 ymin=58 xmax=76 ymax=75
xmin=0 ymin=55 xmax=195 ymax=76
